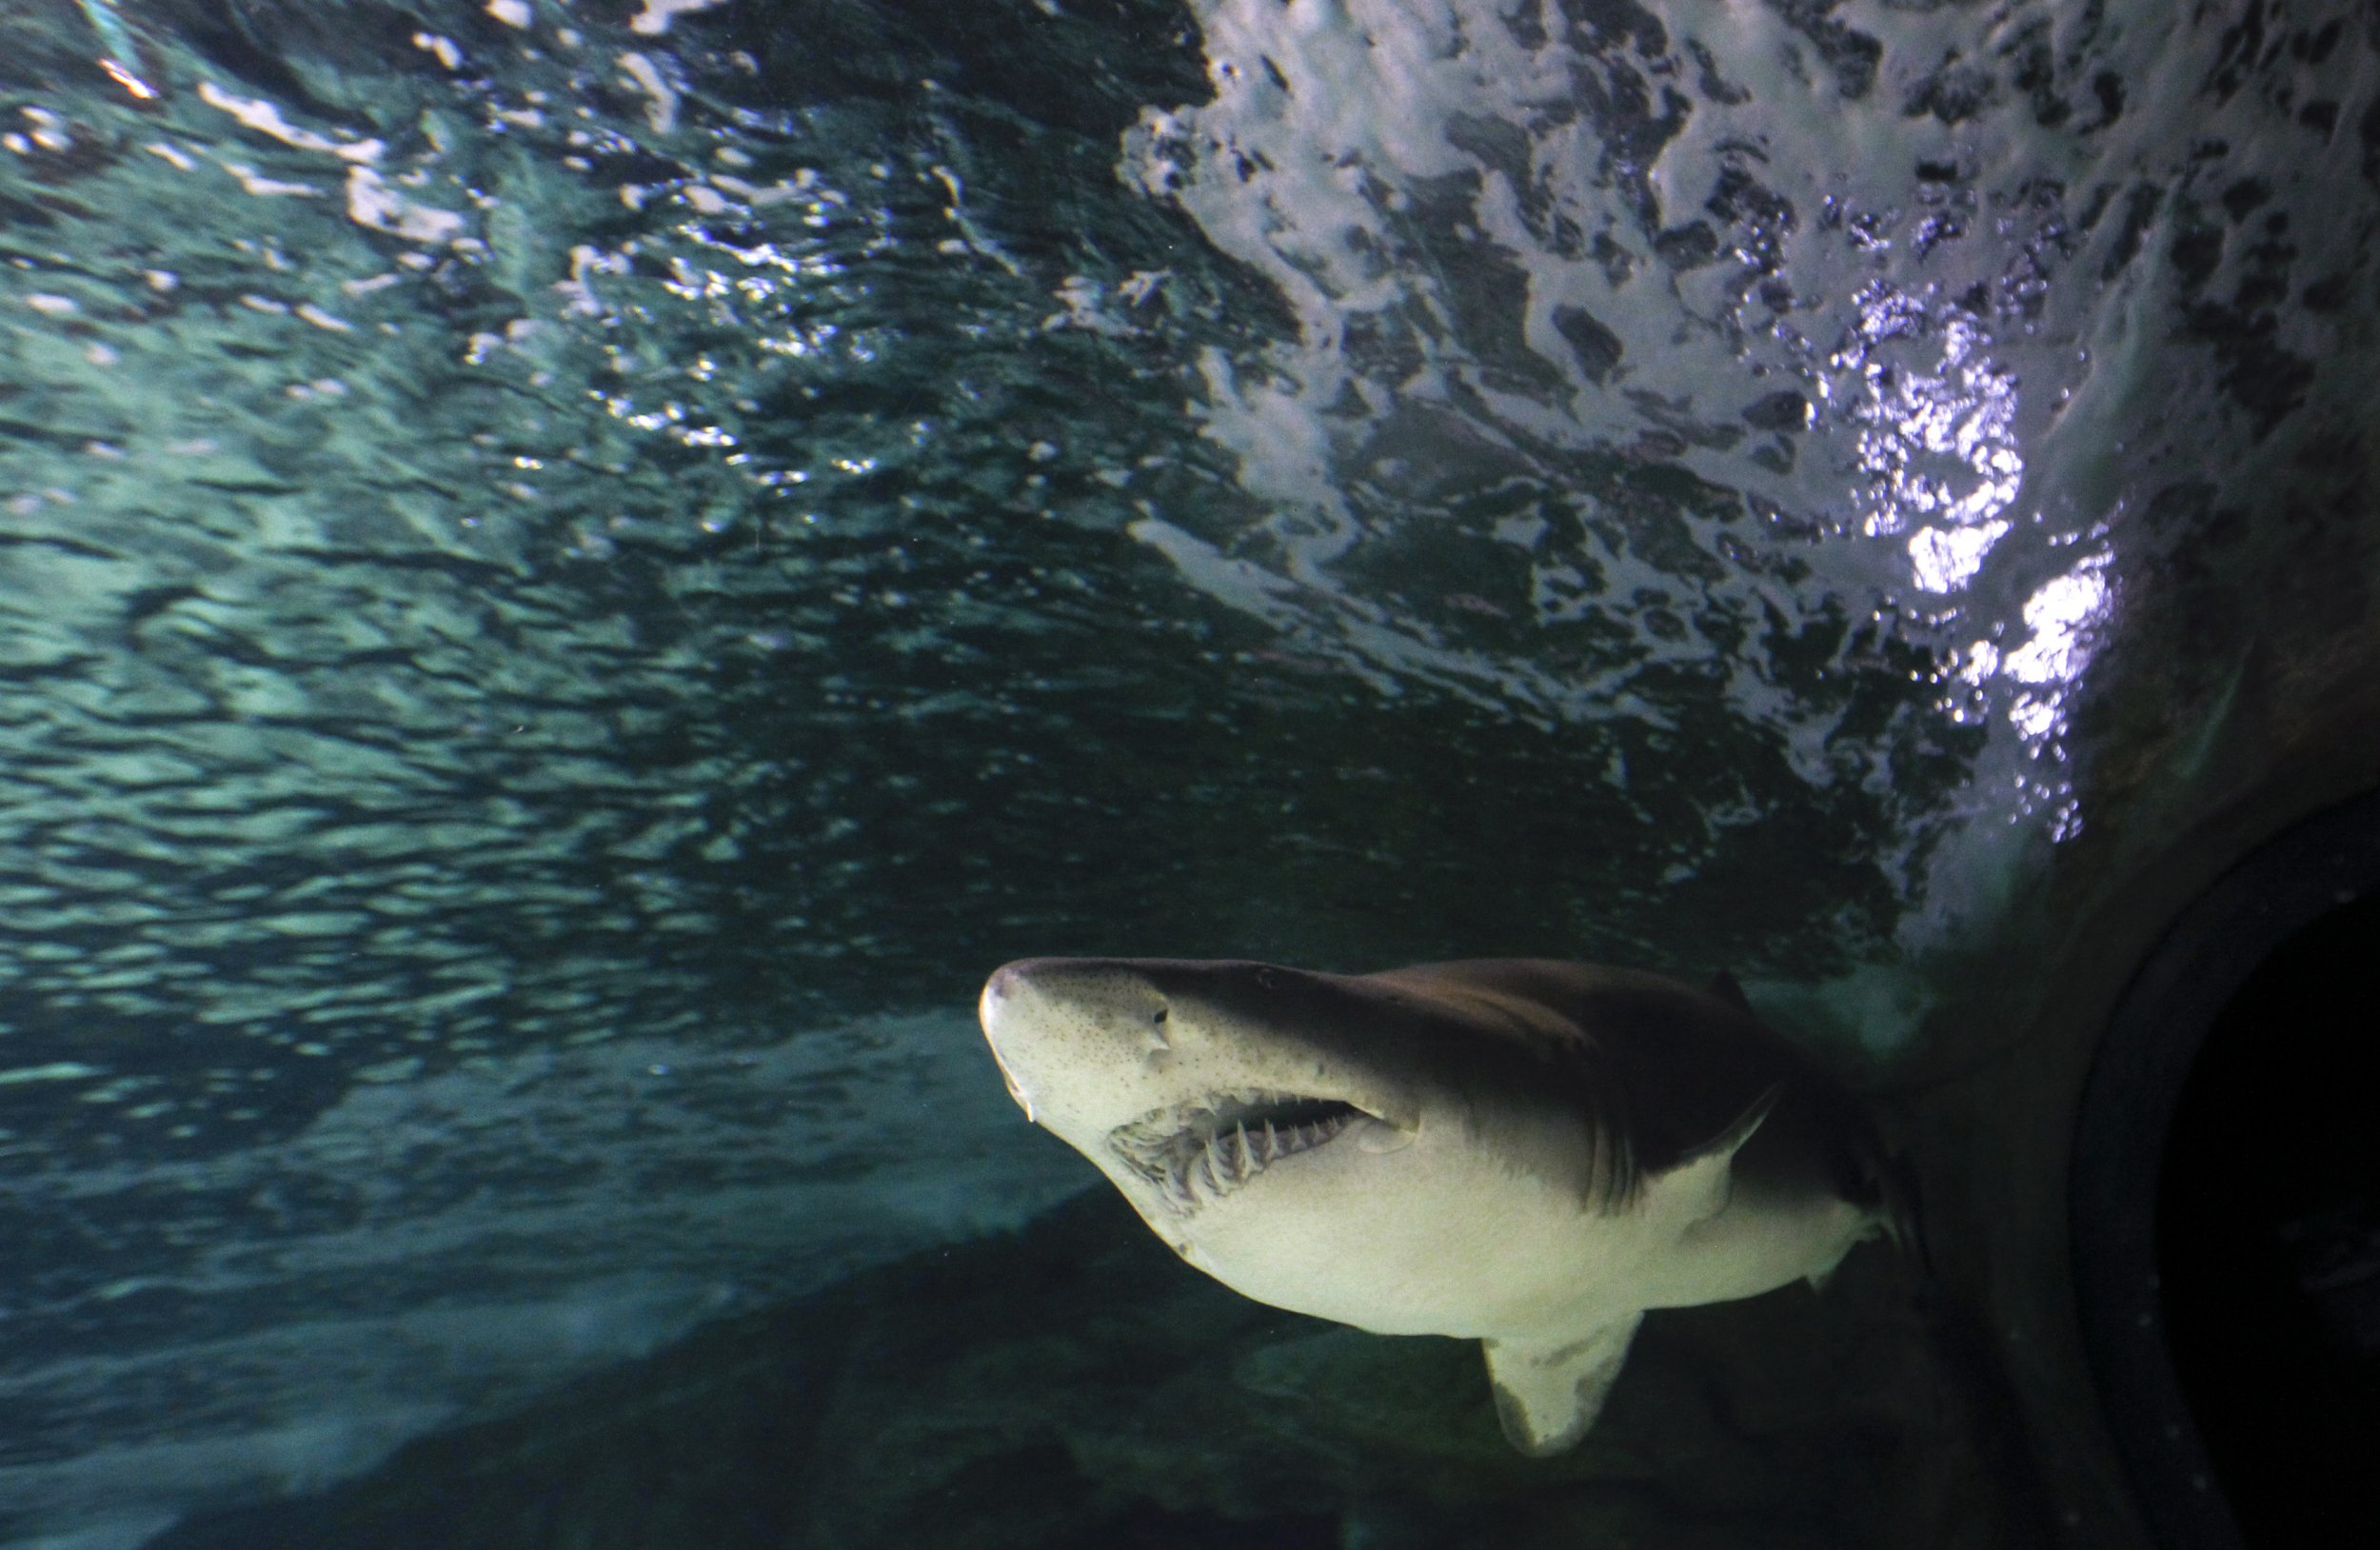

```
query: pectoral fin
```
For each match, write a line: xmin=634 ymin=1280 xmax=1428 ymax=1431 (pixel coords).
xmin=1482 ymin=1313 xmax=1644 ymax=1457
xmin=1661 ymin=1083 xmax=1779 ymax=1226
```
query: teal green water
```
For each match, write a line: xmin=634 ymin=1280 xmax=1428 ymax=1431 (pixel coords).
xmin=2 ymin=2 xmax=2375 ymax=1544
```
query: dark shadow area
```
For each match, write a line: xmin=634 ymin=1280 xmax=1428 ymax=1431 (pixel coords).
xmin=2158 ymin=893 xmax=2380 ymax=1547
xmin=2075 ymin=789 xmax=2380 ymax=1550
xmin=144 ymin=1185 xmax=2023 ymax=1550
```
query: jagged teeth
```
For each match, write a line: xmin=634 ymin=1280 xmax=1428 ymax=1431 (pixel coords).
xmin=1114 ymin=1092 xmax=1370 ymax=1213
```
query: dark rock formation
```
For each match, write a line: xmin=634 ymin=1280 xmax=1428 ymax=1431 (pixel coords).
xmin=150 ymin=1187 xmax=2038 ymax=1550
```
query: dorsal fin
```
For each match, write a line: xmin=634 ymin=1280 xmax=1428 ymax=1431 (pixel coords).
xmin=1707 ymin=970 xmax=1753 ymax=1013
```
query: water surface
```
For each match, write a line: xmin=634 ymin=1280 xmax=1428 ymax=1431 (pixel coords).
xmin=2 ymin=2 xmax=2375 ymax=1544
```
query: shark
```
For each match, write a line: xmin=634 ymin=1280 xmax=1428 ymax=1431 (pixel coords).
xmin=976 ymin=956 xmax=1911 ymax=1455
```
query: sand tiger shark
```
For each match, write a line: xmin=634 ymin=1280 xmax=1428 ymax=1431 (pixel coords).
xmin=977 ymin=956 xmax=1911 ymax=1455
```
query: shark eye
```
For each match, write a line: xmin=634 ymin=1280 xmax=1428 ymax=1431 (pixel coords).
xmin=1151 ymin=1009 xmax=1168 ymax=1025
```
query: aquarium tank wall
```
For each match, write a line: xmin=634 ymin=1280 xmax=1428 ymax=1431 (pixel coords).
xmin=1 ymin=2 xmax=2375 ymax=1548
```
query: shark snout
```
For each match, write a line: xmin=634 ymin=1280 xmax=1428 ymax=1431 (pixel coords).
xmin=979 ymin=961 xmax=1021 ymax=1021
xmin=976 ymin=958 xmax=1428 ymax=1155
xmin=977 ymin=958 xmax=1198 ymax=1137
xmin=976 ymin=957 xmax=1257 ymax=1138
xmin=977 ymin=962 xmax=1045 ymax=1121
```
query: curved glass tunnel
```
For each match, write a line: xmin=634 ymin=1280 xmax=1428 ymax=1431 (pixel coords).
xmin=0 ymin=2 xmax=2376 ymax=1548
xmin=2076 ymin=792 xmax=2380 ymax=1550
xmin=2162 ymin=895 xmax=2380 ymax=1548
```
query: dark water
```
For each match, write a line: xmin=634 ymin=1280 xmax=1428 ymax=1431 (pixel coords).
xmin=1 ymin=1 xmax=2375 ymax=1544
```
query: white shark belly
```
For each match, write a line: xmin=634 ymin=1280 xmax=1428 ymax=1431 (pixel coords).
xmin=1176 ymin=1158 xmax=1676 ymax=1340
xmin=1656 ymin=1190 xmax=1879 ymax=1307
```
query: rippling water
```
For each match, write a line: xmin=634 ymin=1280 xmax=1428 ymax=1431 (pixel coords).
xmin=2 ymin=1 xmax=2374 ymax=1544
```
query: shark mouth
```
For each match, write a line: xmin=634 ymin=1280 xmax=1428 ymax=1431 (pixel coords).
xmin=1109 ymin=1089 xmax=1371 ymax=1214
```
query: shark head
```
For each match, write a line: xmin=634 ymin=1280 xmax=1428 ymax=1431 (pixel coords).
xmin=977 ymin=957 xmax=1638 ymax=1340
